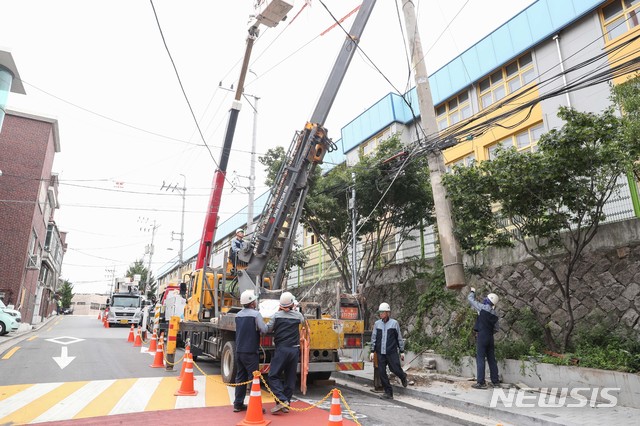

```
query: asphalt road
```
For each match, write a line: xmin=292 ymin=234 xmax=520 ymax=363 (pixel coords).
xmin=0 ymin=316 xmax=468 ymax=425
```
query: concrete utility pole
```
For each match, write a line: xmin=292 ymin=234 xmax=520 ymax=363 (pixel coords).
xmin=246 ymin=91 xmax=259 ymax=235
xmin=401 ymin=0 xmax=465 ymax=289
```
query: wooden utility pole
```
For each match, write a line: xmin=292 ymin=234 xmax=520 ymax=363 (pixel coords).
xmin=401 ymin=0 xmax=465 ymax=289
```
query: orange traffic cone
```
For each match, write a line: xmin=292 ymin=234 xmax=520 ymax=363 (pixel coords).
xmin=133 ymin=326 xmax=142 ymax=347
xmin=150 ymin=338 xmax=165 ymax=368
xmin=178 ymin=345 xmax=191 ymax=380
xmin=174 ymin=353 xmax=198 ymax=396
xmin=127 ymin=324 xmax=135 ymax=342
xmin=327 ymin=389 xmax=343 ymax=425
xmin=237 ymin=371 xmax=270 ymax=426
xmin=148 ymin=331 xmax=158 ymax=354
xmin=97 ymin=311 xmax=101 ymax=320
xmin=103 ymin=315 xmax=109 ymax=328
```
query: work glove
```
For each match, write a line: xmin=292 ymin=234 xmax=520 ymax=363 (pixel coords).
xmin=470 ymin=287 xmax=476 ymax=293
xmin=369 ymin=352 xmax=374 ymax=362
xmin=400 ymin=353 xmax=405 ymax=362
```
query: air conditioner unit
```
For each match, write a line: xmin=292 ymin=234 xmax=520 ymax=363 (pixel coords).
xmin=27 ymin=254 xmax=40 ymax=270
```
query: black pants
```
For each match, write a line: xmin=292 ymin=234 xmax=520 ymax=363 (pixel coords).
xmin=377 ymin=352 xmax=406 ymax=396
xmin=268 ymin=346 xmax=299 ymax=403
xmin=234 ymin=352 xmax=259 ymax=407
xmin=476 ymin=334 xmax=499 ymax=384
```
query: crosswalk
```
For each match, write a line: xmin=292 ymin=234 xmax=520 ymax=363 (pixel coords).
xmin=0 ymin=375 xmax=269 ymax=424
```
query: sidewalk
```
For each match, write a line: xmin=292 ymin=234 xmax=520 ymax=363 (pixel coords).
xmin=0 ymin=314 xmax=56 ymax=345
xmin=334 ymin=362 xmax=640 ymax=426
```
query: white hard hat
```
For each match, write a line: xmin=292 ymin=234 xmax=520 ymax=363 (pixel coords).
xmin=487 ymin=293 xmax=499 ymax=306
xmin=378 ymin=302 xmax=391 ymax=312
xmin=236 ymin=228 xmax=244 ymax=234
xmin=280 ymin=291 xmax=295 ymax=308
xmin=240 ymin=290 xmax=257 ymax=305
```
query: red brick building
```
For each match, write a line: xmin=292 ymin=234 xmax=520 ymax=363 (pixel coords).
xmin=0 ymin=110 xmax=65 ymax=324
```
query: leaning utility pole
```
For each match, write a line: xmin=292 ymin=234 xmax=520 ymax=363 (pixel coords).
xmin=401 ymin=0 xmax=465 ymax=289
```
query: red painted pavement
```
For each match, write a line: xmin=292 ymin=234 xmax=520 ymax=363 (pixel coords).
xmin=37 ymin=401 xmax=358 ymax=425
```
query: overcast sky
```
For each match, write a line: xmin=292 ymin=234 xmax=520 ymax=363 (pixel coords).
xmin=1 ymin=0 xmax=534 ymax=293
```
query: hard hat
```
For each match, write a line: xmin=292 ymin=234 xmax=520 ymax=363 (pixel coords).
xmin=240 ymin=290 xmax=257 ymax=305
xmin=378 ymin=302 xmax=391 ymax=312
xmin=487 ymin=293 xmax=499 ymax=306
xmin=236 ymin=228 xmax=244 ymax=234
xmin=280 ymin=291 xmax=295 ymax=307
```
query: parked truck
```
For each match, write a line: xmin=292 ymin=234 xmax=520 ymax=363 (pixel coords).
xmin=154 ymin=0 xmax=376 ymax=385
xmin=105 ymin=276 xmax=146 ymax=327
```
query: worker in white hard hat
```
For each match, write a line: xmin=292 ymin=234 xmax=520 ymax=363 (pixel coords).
xmin=266 ymin=291 xmax=305 ymax=414
xmin=233 ymin=289 xmax=267 ymax=412
xmin=229 ymin=229 xmax=245 ymax=271
xmin=467 ymin=287 xmax=500 ymax=390
xmin=369 ymin=302 xmax=408 ymax=400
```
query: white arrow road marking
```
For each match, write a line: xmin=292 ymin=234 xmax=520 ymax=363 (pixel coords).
xmin=52 ymin=346 xmax=76 ymax=369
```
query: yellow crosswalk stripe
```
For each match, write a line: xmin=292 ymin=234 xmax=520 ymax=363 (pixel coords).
xmin=145 ymin=377 xmax=178 ymax=412
xmin=0 ymin=382 xmax=61 ymax=422
xmin=1 ymin=381 xmax=87 ymax=425
xmin=31 ymin=380 xmax=115 ymax=423
xmin=73 ymin=378 xmax=136 ymax=419
xmin=0 ymin=383 xmax=34 ymax=403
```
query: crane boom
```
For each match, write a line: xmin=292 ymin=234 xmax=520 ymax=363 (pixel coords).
xmin=237 ymin=0 xmax=377 ymax=293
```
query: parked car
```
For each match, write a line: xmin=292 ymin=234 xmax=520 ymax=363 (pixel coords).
xmin=0 ymin=300 xmax=21 ymax=322
xmin=0 ymin=308 xmax=20 ymax=336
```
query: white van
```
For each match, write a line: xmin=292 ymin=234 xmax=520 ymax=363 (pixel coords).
xmin=0 ymin=308 xmax=20 ymax=335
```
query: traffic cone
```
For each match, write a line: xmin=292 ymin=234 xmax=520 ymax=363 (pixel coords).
xmin=174 ymin=353 xmax=198 ymax=396
xmin=103 ymin=315 xmax=109 ymax=328
xmin=133 ymin=326 xmax=142 ymax=347
xmin=237 ymin=372 xmax=270 ymax=426
xmin=97 ymin=311 xmax=101 ymax=320
xmin=327 ymin=389 xmax=343 ymax=425
xmin=127 ymin=324 xmax=135 ymax=342
xmin=150 ymin=338 xmax=165 ymax=368
xmin=148 ymin=331 xmax=158 ymax=354
xmin=178 ymin=345 xmax=191 ymax=380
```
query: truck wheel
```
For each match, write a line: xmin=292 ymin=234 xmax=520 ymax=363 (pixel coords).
xmin=308 ymin=371 xmax=332 ymax=381
xmin=0 ymin=321 xmax=6 ymax=336
xmin=221 ymin=341 xmax=237 ymax=384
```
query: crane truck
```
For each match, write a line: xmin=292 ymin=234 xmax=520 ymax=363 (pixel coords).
xmin=157 ymin=0 xmax=376 ymax=384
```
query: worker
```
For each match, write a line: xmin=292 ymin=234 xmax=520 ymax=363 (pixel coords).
xmin=467 ymin=287 xmax=500 ymax=389
xmin=233 ymin=289 xmax=268 ymax=412
xmin=230 ymin=229 xmax=245 ymax=269
xmin=267 ymin=291 xmax=304 ymax=414
xmin=369 ymin=302 xmax=408 ymax=400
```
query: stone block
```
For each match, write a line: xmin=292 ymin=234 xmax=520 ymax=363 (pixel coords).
xmin=622 ymin=282 xmax=640 ymax=301
xmin=616 ymin=246 xmax=630 ymax=259
xmin=422 ymin=357 xmax=437 ymax=370
xmin=621 ymin=309 xmax=639 ymax=328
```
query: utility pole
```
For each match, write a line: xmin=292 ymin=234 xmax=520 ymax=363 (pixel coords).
xmin=401 ymin=0 xmax=465 ymax=289
xmin=220 ymin=79 xmax=260 ymax=235
xmin=349 ymin=172 xmax=357 ymax=294
xmin=246 ymin=92 xmax=259 ymax=234
xmin=139 ymin=217 xmax=160 ymax=296
xmin=163 ymin=176 xmax=186 ymax=270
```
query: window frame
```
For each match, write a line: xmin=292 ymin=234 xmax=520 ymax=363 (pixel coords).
xmin=600 ymin=0 xmax=640 ymax=42
xmin=486 ymin=123 xmax=545 ymax=159
xmin=436 ymin=90 xmax=472 ymax=130
xmin=477 ymin=52 xmax=535 ymax=110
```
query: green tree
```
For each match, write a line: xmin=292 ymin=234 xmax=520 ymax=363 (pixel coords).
xmin=443 ymin=80 xmax=640 ymax=351
xmin=125 ymin=259 xmax=155 ymax=298
xmin=59 ymin=280 xmax=74 ymax=309
xmin=261 ymin=135 xmax=434 ymax=292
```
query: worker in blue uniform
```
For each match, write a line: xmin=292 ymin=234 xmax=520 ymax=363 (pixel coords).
xmin=467 ymin=287 xmax=500 ymax=389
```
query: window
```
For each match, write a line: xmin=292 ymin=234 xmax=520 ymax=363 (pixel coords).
xmin=436 ymin=91 xmax=472 ymax=130
xmin=446 ymin=153 xmax=476 ymax=173
xmin=486 ymin=123 xmax=545 ymax=159
xmin=478 ymin=52 xmax=535 ymax=109
xmin=601 ymin=0 xmax=640 ymax=41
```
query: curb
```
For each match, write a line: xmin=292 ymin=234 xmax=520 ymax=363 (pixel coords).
xmin=0 ymin=315 xmax=57 ymax=345
xmin=333 ymin=371 xmax=564 ymax=426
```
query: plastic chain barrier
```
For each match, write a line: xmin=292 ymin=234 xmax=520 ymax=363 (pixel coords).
xmin=259 ymin=372 xmax=361 ymax=425
xmin=181 ymin=358 xmax=362 ymax=424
